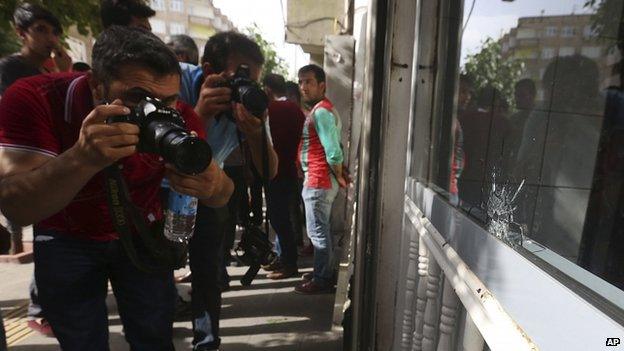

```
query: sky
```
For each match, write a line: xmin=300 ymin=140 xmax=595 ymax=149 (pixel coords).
xmin=212 ymin=0 xmax=309 ymax=80
xmin=461 ymin=0 xmax=592 ymax=61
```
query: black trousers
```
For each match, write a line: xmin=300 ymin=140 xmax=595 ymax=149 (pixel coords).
xmin=0 ymin=308 xmax=6 ymax=351
xmin=268 ymin=178 xmax=300 ymax=267
xmin=34 ymin=231 xmax=176 ymax=351
xmin=189 ymin=205 xmax=228 ymax=349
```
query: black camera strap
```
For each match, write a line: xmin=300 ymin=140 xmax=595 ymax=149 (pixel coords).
xmin=236 ymin=122 xmax=271 ymax=237
xmin=104 ymin=164 xmax=174 ymax=273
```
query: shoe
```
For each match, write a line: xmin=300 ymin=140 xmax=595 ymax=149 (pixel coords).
xmin=294 ymin=280 xmax=334 ymax=294
xmin=302 ymin=272 xmax=338 ymax=285
xmin=302 ymin=272 xmax=313 ymax=282
xmin=175 ymin=271 xmax=192 ymax=284
xmin=27 ymin=319 xmax=54 ymax=337
xmin=267 ymin=266 xmax=299 ymax=280
xmin=194 ymin=346 xmax=219 ymax=351
xmin=261 ymin=258 xmax=282 ymax=271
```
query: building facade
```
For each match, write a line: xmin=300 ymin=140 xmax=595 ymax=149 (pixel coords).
xmin=499 ymin=14 xmax=612 ymax=100
xmin=149 ymin=0 xmax=235 ymax=58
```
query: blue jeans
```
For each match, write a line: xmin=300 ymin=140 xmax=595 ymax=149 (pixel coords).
xmin=34 ymin=230 xmax=176 ymax=351
xmin=302 ymin=185 xmax=339 ymax=286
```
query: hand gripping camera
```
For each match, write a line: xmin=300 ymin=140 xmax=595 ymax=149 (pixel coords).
xmin=107 ymin=97 xmax=212 ymax=174
xmin=217 ymin=64 xmax=269 ymax=119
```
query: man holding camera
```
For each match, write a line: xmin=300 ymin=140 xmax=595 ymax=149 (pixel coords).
xmin=178 ymin=31 xmax=278 ymax=351
xmin=0 ymin=26 xmax=233 ymax=350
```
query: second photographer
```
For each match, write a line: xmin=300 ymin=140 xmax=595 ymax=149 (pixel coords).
xmin=178 ymin=31 xmax=278 ymax=351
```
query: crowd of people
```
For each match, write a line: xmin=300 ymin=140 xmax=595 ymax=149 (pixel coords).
xmin=0 ymin=1 xmax=347 ymax=350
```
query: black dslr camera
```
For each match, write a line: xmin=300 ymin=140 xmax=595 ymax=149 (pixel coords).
xmin=107 ymin=97 xmax=212 ymax=175
xmin=235 ymin=226 xmax=277 ymax=286
xmin=217 ymin=64 xmax=269 ymax=119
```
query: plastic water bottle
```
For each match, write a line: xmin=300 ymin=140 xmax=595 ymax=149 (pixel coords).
xmin=163 ymin=182 xmax=198 ymax=243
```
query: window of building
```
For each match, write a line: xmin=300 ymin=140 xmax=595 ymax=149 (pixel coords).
xmin=516 ymin=28 xmax=536 ymax=39
xmin=545 ymin=26 xmax=558 ymax=37
xmin=424 ymin=0 xmax=624 ymax=311
xmin=169 ymin=22 xmax=185 ymax=35
xmin=584 ymin=25 xmax=597 ymax=38
xmin=170 ymin=0 xmax=183 ymax=12
xmin=150 ymin=19 xmax=166 ymax=34
xmin=559 ymin=47 xmax=575 ymax=56
xmin=151 ymin=0 xmax=165 ymax=11
xmin=562 ymin=26 xmax=576 ymax=37
xmin=582 ymin=46 xmax=602 ymax=58
xmin=542 ymin=47 xmax=555 ymax=59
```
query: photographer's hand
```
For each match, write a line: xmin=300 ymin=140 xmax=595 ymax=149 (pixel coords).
xmin=0 ymin=100 xmax=138 ymax=226
xmin=194 ymin=72 xmax=232 ymax=122
xmin=72 ymin=99 xmax=140 ymax=171
xmin=165 ymin=160 xmax=234 ymax=208
xmin=52 ymin=45 xmax=72 ymax=73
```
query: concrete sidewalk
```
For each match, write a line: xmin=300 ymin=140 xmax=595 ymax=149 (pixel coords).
xmin=1 ymin=259 xmax=342 ymax=350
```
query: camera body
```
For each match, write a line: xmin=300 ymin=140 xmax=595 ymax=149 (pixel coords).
xmin=107 ymin=97 xmax=212 ymax=175
xmin=217 ymin=64 xmax=269 ymax=119
xmin=235 ymin=225 xmax=277 ymax=286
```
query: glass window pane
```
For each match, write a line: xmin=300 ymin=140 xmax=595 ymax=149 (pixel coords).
xmin=430 ymin=0 xmax=624 ymax=304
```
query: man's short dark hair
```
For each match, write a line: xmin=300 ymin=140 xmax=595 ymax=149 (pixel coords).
xmin=13 ymin=3 xmax=62 ymax=35
xmin=100 ymin=0 xmax=156 ymax=29
xmin=298 ymin=64 xmax=325 ymax=83
xmin=263 ymin=73 xmax=286 ymax=95
xmin=92 ymin=25 xmax=180 ymax=85
xmin=201 ymin=31 xmax=264 ymax=73
xmin=285 ymin=81 xmax=301 ymax=104
xmin=72 ymin=62 xmax=91 ymax=72
xmin=167 ymin=34 xmax=199 ymax=65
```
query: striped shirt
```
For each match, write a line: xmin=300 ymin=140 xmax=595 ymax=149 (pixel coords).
xmin=298 ymin=98 xmax=343 ymax=189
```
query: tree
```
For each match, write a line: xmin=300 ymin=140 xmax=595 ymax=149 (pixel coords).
xmin=0 ymin=0 xmax=102 ymax=57
xmin=244 ymin=23 xmax=289 ymax=79
xmin=463 ymin=37 xmax=524 ymax=108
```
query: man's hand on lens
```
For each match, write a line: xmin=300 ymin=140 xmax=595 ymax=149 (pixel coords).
xmin=165 ymin=160 xmax=224 ymax=200
xmin=73 ymin=99 xmax=139 ymax=170
xmin=194 ymin=72 xmax=231 ymax=121
xmin=233 ymin=103 xmax=264 ymax=138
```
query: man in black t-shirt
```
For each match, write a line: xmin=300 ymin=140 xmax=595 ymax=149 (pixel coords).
xmin=0 ymin=3 xmax=69 ymax=96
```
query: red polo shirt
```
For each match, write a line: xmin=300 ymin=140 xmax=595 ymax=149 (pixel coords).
xmin=267 ymin=98 xmax=305 ymax=180
xmin=0 ymin=72 xmax=205 ymax=241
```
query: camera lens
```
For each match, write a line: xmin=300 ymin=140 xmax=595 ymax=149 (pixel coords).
xmin=161 ymin=133 xmax=212 ymax=175
xmin=238 ymin=86 xmax=268 ymax=118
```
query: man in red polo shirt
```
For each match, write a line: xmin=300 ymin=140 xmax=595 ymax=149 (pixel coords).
xmin=0 ymin=26 xmax=233 ymax=350
xmin=262 ymin=73 xmax=306 ymax=279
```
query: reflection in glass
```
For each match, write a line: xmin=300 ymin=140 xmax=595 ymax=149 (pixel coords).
xmin=433 ymin=0 xmax=624 ymax=295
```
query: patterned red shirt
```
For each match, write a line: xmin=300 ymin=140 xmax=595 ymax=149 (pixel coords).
xmin=0 ymin=72 xmax=205 ymax=241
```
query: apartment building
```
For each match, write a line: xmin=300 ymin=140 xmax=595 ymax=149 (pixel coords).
xmin=149 ymin=0 xmax=235 ymax=57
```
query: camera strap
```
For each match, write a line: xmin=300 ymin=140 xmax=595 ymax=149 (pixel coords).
xmin=104 ymin=164 xmax=173 ymax=273
xmin=236 ymin=121 xmax=271 ymax=237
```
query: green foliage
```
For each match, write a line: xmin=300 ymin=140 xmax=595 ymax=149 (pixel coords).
xmin=244 ymin=23 xmax=289 ymax=80
xmin=585 ymin=0 xmax=624 ymax=51
xmin=463 ymin=37 xmax=524 ymax=107
xmin=0 ymin=0 xmax=102 ymax=57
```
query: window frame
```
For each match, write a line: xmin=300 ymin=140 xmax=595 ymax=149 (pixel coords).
xmin=412 ymin=0 xmax=624 ymax=325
